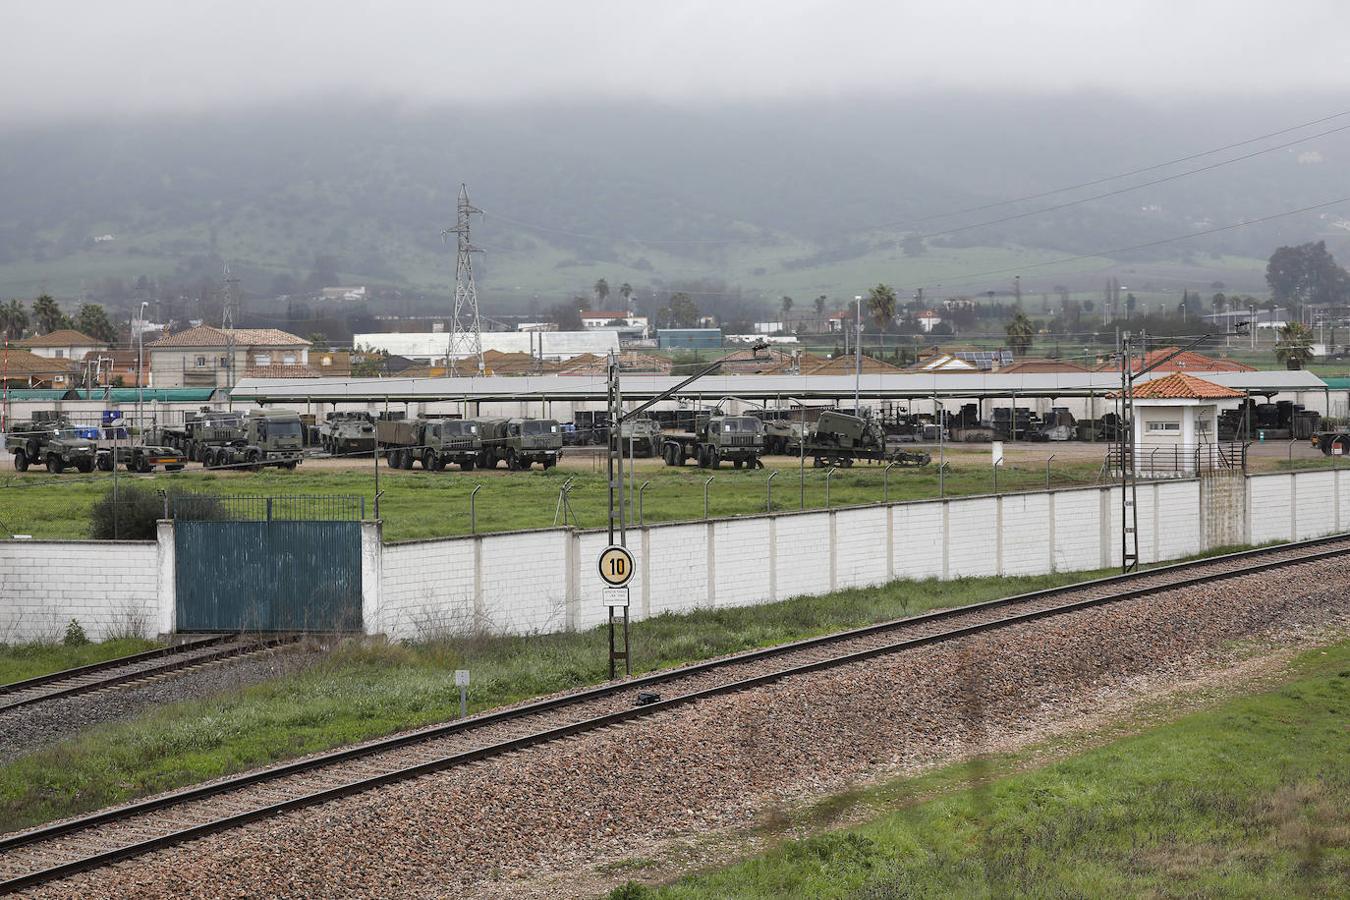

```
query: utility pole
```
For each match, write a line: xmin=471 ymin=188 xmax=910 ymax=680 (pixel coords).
xmin=223 ymin=263 xmax=239 ymax=408
xmin=445 ymin=183 xmax=485 ymax=376
xmin=854 ymin=294 xmax=863 ymax=413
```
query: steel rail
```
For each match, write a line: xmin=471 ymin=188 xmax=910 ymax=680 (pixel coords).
xmin=2 ymin=534 xmax=1348 ymax=893
xmin=0 ymin=635 xmax=304 ymax=714
xmin=0 ymin=635 xmax=229 ymax=696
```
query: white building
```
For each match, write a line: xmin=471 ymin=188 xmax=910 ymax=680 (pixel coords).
xmin=1122 ymin=372 xmax=1245 ymax=475
xmin=146 ymin=325 xmax=311 ymax=387
xmin=916 ymin=309 xmax=944 ymax=332
xmin=580 ymin=310 xmax=649 ymax=337
xmin=353 ymin=330 xmax=620 ymax=362
xmin=16 ymin=329 xmax=109 ymax=362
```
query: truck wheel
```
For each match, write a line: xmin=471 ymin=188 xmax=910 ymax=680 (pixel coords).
xmin=401 ymin=450 xmax=415 ymax=470
xmin=246 ymin=448 xmax=261 ymax=472
xmin=543 ymin=457 xmax=555 ymax=469
xmin=282 ymin=460 xmax=298 ymax=471
xmin=732 ymin=458 xmax=743 ymax=470
xmin=76 ymin=458 xmax=95 ymax=473
xmin=841 ymin=457 xmax=854 ymax=468
xmin=461 ymin=457 xmax=475 ymax=471
xmin=13 ymin=449 xmax=28 ymax=472
xmin=166 ymin=464 xmax=185 ymax=472
xmin=97 ymin=453 xmax=112 ymax=472
xmin=423 ymin=449 xmax=437 ymax=470
xmin=708 ymin=448 xmax=720 ymax=469
xmin=47 ymin=455 xmax=65 ymax=474
xmin=813 ymin=457 xmax=825 ymax=468
xmin=137 ymin=458 xmax=153 ymax=474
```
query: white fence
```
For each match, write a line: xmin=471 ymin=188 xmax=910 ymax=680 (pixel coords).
xmin=3 ymin=470 xmax=1347 ymax=643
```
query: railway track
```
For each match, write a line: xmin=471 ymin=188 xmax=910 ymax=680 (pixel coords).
xmin=0 ymin=635 xmax=302 ymax=715
xmin=2 ymin=534 xmax=1348 ymax=894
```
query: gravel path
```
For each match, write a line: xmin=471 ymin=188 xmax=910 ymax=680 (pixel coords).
xmin=0 ymin=645 xmax=324 ymax=765
xmin=22 ymin=559 xmax=1350 ymax=900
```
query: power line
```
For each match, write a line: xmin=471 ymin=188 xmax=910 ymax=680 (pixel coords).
xmin=481 ymin=107 xmax=1350 ymax=246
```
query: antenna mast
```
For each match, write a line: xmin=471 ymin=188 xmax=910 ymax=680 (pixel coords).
xmin=444 ymin=183 xmax=484 ymax=376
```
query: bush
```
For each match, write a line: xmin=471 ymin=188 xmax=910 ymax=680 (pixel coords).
xmin=63 ymin=619 xmax=89 ymax=647
xmin=88 ymin=484 xmax=165 ymax=540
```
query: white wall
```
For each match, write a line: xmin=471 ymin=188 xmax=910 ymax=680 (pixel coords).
xmin=0 ymin=540 xmax=162 ymax=642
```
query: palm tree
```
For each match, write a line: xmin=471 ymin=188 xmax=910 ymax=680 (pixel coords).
xmin=0 ymin=299 xmax=28 ymax=340
xmin=814 ymin=295 xmax=827 ymax=331
xmin=31 ymin=294 xmax=67 ymax=334
xmin=593 ymin=278 xmax=610 ymax=306
xmin=780 ymin=296 xmax=793 ymax=328
xmin=866 ymin=283 xmax=897 ymax=331
xmin=1006 ymin=310 xmax=1035 ymax=358
xmin=1275 ymin=321 xmax=1314 ymax=370
xmin=619 ymin=282 xmax=633 ymax=305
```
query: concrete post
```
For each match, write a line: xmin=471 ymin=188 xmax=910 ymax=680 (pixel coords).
xmin=359 ymin=520 xmax=382 ymax=637
xmin=155 ymin=519 xmax=176 ymax=637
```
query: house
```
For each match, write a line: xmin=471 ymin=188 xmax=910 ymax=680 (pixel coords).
xmin=320 ymin=286 xmax=368 ymax=302
xmin=909 ymin=348 xmax=1014 ymax=372
xmin=16 ymin=329 xmax=109 ymax=363
xmin=1112 ymin=373 xmax=1245 ymax=475
xmin=1094 ymin=347 xmax=1254 ymax=375
xmin=145 ymin=325 xmax=310 ymax=388
xmin=0 ymin=348 xmax=77 ymax=388
xmin=580 ymin=310 xmax=649 ymax=337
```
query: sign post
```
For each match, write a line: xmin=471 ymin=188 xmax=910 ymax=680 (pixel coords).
xmin=454 ymin=669 xmax=469 ymax=719
xmin=598 ymin=544 xmax=635 ymax=678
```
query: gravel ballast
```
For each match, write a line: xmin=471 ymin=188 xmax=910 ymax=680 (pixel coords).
xmin=23 ymin=557 xmax=1350 ymax=900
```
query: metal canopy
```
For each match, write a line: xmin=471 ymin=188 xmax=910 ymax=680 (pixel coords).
xmin=229 ymin=370 xmax=1327 ymax=404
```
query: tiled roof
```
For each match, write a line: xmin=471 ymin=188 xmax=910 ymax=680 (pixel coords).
xmin=147 ymin=325 xmax=309 ymax=349
xmin=1120 ymin=372 xmax=1246 ymax=400
xmin=1094 ymin=347 xmax=1254 ymax=374
xmin=16 ymin=329 xmax=106 ymax=347
xmin=0 ymin=348 xmax=76 ymax=374
xmin=243 ymin=365 xmax=320 ymax=379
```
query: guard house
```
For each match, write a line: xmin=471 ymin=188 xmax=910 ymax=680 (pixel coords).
xmin=1120 ymin=372 xmax=1246 ymax=475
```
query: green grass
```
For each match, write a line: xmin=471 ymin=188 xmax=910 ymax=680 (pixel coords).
xmin=611 ymin=640 xmax=1350 ymax=899
xmin=0 ymin=564 xmax=1126 ymax=834
xmin=0 ymin=459 xmax=1106 ymax=542
xmin=0 ymin=638 xmax=161 ymax=686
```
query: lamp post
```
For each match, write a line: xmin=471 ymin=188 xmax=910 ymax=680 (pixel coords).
xmin=854 ymin=294 xmax=863 ymax=414
xmin=136 ymin=300 xmax=148 ymax=438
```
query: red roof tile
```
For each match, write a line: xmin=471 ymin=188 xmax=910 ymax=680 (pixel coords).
xmin=1120 ymin=372 xmax=1245 ymax=400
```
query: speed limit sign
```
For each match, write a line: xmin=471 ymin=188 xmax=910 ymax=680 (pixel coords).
xmin=597 ymin=544 xmax=635 ymax=588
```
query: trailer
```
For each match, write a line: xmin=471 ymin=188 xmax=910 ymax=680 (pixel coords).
xmin=783 ymin=410 xmax=931 ymax=468
xmin=96 ymin=445 xmax=187 ymax=473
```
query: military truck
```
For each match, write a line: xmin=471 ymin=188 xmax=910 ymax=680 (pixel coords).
xmin=782 ymin=410 xmax=931 ymax=468
xmin=205 ymin=409 xmax=304 ymax=470
xmin=96 ymin=444 xmax=187 ymax=473
xmin=161 ymin=409 xmax=246 ymax=463
xmin=661 ymin=415 xmax=764 ymax=469
xmin=5 ymin=417 xmax=98 ymax=473
xmin=476 ymin=417 xmax=563 ymax=470
xmin=320 ymin=411 xmax=376 ymax=456
xmin=377 ymin=418 xmax=482 ymax=470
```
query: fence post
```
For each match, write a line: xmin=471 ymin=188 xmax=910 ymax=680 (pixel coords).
xmin=1045 ymin=454 xmax=1055 ymax=489
xmin=884 ymin=461 xmax=897 ymax=503
xmin=704 ymin=475 xmax=714 ymax=519
xmin=470 ymin=483 xmax=483 ymax=534
xmin=825 ymin=466 xmax=838 ymax=508
xmin=266 ymin=497 xmax=273 ymax=522
xmin=992 ymin=458 xmax=1003 ymax=493
xmin=639 ymin=481 xmax=651 ymax=526
xmin=766 ymin=470 xmax=778 ymax=512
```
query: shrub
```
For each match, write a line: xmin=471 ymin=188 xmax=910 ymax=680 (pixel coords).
xmin=63 ymin=618 xmax=89 ymax=647
xmin=88 ymin=484 xmax=166 ymax=540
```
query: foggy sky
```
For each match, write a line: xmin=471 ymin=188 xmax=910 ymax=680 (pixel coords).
xmin=4 ymin=1 xmax=1348 ymax=123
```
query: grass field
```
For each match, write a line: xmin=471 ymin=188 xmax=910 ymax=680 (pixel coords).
xmin=0 ymin=455 xmax=1106 ymax=542
xmin=611 ymin=639 xmax=1350 ymax=899
xmin=0 ymin=563 xmax=1135 ymax=834
xmin=0 ymin=637 xmax=160 ymax=685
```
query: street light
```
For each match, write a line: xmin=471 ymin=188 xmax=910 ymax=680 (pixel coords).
xmin=136 ymin=300 xmax=148 ymax=437
xmin=854 ymin=294 xmax=863 ymax=413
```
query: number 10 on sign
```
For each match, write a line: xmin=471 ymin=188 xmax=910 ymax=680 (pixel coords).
xmin=597 ymin=544 xmax=635 ymax=588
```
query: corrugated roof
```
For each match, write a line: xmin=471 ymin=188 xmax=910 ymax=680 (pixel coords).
xmin=1118 ymin=372 xmax=1246 ymax=400
xmin=147 ymin=325 xmax=309 ymax=348
xmin=16 ymin=329 xmax=106 ymax=348
xmin=353 ymin=331 xmax=620 ymax=361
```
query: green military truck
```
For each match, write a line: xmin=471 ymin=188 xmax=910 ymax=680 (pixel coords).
xmin=661 ymin=415 xmax=764 ymax=469
xmin=207 ymin=409 xmax=304 ymax=470
xmin=159 ymin=408 xmax=245 ymax=463
xmin=476 ymin=417 xmax=563 ymax=470
xmin=377 ymin=418 xmax=482 ymax=470
xmin=5 ymin=416 xmax=98 ymax=473
xmin=320 ymin=412 xmax=376 ymax=456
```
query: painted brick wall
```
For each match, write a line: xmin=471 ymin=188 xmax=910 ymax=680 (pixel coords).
xmin=892 ymin=501 xmax=944 ymax=580
xmin=713 ymin=518 xmax=772 ymax=608
xmin=945 ymin=497 xmax=998 ymax=577
xmin=1000 ymin=493 xmax=1052 ymax=576
xmin=1248 ymin=474 xmax=1294 ymax=544
xmin=832 ymin=507 xmax=889 ymax=590
xmin=1293 ymin=470 xmax=1335 ymax=541
xmin=378 ymin=538 xmax=476 ymax=638
xmin=1051 ymin=490 xmax=1101 ymax=572
xmin=645 ymin=522 xmax=707 ymax=617
xmin=482 ymin=530 xmax=570 ymax=634
xmin=774 ymin=513 xmax=832 ymax=599
xmin=0 ymin=540 xmax=160 ymax=642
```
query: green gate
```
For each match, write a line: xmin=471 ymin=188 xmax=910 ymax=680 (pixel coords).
xmin=174 ymin=495 xmax=365 ymax=632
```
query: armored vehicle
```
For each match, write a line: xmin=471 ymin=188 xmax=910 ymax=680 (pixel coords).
xmin=377 ymin=418 xmax=482 ymax=470
xmin=96 ymin=444 xmax=187 ymax=473
xmin=760 ymin=418 xmax=804 ymax=455
xmin=618 ymin=417 xmax=662 ymax=457
xmin=662 ymin=415 xmax=764 ymax=469
xmin=476 ymin=417 xmax=563 ymax=470
xmin=5 ymin=418 xmax=97 ymax=473
xmin=207 ymin=409 xmax=304 ymax=470
xmin=781 ymin=410 xmax=931 ymax=468
xmin=320 ymin=411 xmax=376 ymax=456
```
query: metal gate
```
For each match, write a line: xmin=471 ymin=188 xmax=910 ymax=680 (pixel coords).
xmin=174 ymin=495 xmax=365 ymax=632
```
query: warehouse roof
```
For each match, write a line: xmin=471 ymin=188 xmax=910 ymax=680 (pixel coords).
xmin=229 ymin=368 xmax=1328 ymax=403
xmin=353 ymin=330 xmax=620 ymax=361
